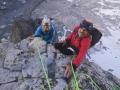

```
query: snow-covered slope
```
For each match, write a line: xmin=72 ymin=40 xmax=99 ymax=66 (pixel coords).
xmin=88 ymin=0 xmax=120 ymax=78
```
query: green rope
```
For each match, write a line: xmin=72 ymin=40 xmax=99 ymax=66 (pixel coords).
xmin=109 ymin=81 xmax=120 ymax=90
xmin=109 ymin=81 xmax=116 ymax=90
xmin=70 ymin=55 xmax=101 ymax=90
xmin=35 ymin=38 xmax=52 ymax=90
xmin=70 ymin=55 xmax=81 ymax=90
xmin=114 ymin=84 xmax=120 ymax=90
xmin=71 ymin=61 xmax=80 ymax=90
xmin=83 ymin=73 xmax=101 ymax=90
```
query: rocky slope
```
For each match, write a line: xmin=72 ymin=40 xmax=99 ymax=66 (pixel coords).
xmin=0 ymin=19 xmax=120 ymax=90
xmin=0 ymin=0 xmax=120 ymax=89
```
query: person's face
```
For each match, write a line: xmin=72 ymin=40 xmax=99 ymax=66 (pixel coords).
xmin=78 ymin=27 xmax=90 ymax=37
xmin=43 ymin=23 xmax=49 ymax=32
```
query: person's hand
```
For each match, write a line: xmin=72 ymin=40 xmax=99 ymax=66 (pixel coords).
xmin=64 ymin=64 xmax=72 ymax=77
xmin=59 ymin=37 xmax=66 ymax=43
xmin=59 ymin=39 xmax=66 ymax=43
xmin=28 ymin=36 xmax=34 ymax=42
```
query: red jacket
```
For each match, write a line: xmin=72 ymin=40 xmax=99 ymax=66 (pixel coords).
xmin=66 ymin=25 xmax=91 ymax=67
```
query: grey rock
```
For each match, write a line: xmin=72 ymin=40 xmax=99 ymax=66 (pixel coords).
xmin=3 ymin=48 xmax=23 ymax=71
xmin=0 ymin=5 xmax=7 ymax=10
xmin=21 ymin=57 xmax=42 ymax=78
xmin=46 ymin=57 xmax=56 ymax=80
xmin=0 ymin=25 xmax=6 ymax=29
xmin=16 ymin=39 xmax=30 ymax=51
xmin=10 ymin=18 xmax=35 ymax=43
xmin=0 ymin=1 xmax=7 ymax=10
xmin=0 ymin=58 xmax=4 ymax=68
xmin=53 ymin=79 xmax=67 ymax=90
xmin=18 ymin=0 xmax=26 ymax=4
xmin=0 ymin=68 xmax=20 ymax=83
xmin=0 ymin=82 xmax=19 ymax=90
xmin=1 ymin=38 xmax=9 ymax=42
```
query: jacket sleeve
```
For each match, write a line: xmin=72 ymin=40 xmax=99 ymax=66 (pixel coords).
xmin=33 ymin=26 xmax=42 ymax=37
xmin=72 ymin=38 xmax=91 ymax=67
xmin=65 ymin=25 xmax=80 ymax=41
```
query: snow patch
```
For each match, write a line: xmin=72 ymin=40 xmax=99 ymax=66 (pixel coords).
xmin=99 ymin=8 xmax=120 ymax=16
xmin=67 ymin=0 xmax=74 ymax=2
xmin=66 ymin=0 xmax=80 ymax=2
xmin=105 ymin=0 xmax=120 ymax=4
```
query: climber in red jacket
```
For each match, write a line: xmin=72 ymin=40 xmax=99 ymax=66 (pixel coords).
xmin=54 ymin=19 xmax=94 ymax=82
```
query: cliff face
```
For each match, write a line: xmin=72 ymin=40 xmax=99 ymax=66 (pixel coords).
xmin=0 ymin=19 xmax=120 ymax=90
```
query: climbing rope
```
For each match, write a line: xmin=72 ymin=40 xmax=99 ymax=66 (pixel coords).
xmin=109 ymin=81 xmax=120 ymax=90
xmin=70 ymin=55 xmax=81 ymax=90
xmin=35 ymin=38 xmax=52 ymax=90
xmin=83 ymin=73 xmax=101 ymax=90
xmin=70 ymin=55 xmax=102 ymax=90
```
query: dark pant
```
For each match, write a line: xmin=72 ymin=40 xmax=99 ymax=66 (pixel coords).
xmin=54 ymin=43 xmax=74 ymax=55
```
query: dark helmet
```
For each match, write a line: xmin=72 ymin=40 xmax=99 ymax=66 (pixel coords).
xmin=80 ymin=19 xmax=94 ymax=35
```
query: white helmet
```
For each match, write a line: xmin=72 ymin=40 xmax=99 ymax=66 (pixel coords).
xmin=42 ymin=15 xmax=50 ymax=26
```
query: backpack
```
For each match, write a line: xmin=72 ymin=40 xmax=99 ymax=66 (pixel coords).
xmin=90 ymin=28 xmax=102 ymax=47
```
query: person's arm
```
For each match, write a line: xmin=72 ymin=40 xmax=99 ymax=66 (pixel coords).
xmin=72 ymin=37 xmax=91 ymax=70
xmin=33 ymin=26 xmax=42 ymax=37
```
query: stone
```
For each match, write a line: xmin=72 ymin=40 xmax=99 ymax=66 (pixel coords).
xmin=53 ymin=79 xmax=67 ymax=90
xmin=0 ymin=82 xmax=19 ymax=90
xmin=21 ymin=57 xmax=43 ymax=78
xmin=1 ymin=38 xmax=9 ymax=42
xmin=0 ymin=68 xmax=20 ymax=83
xmin=3 ymin=48 xmax=23 ymax=71
xmin=18 ymin=0 xmax=26 ymax=4
xmin=10 ymin=18 xmax=35 ymax=43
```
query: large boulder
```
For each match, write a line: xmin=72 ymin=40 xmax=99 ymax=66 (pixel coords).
xmin=10 ymin=18 xmax=36 ymax=43
xmin=0 ymin=37 xmax=120 ymax=90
